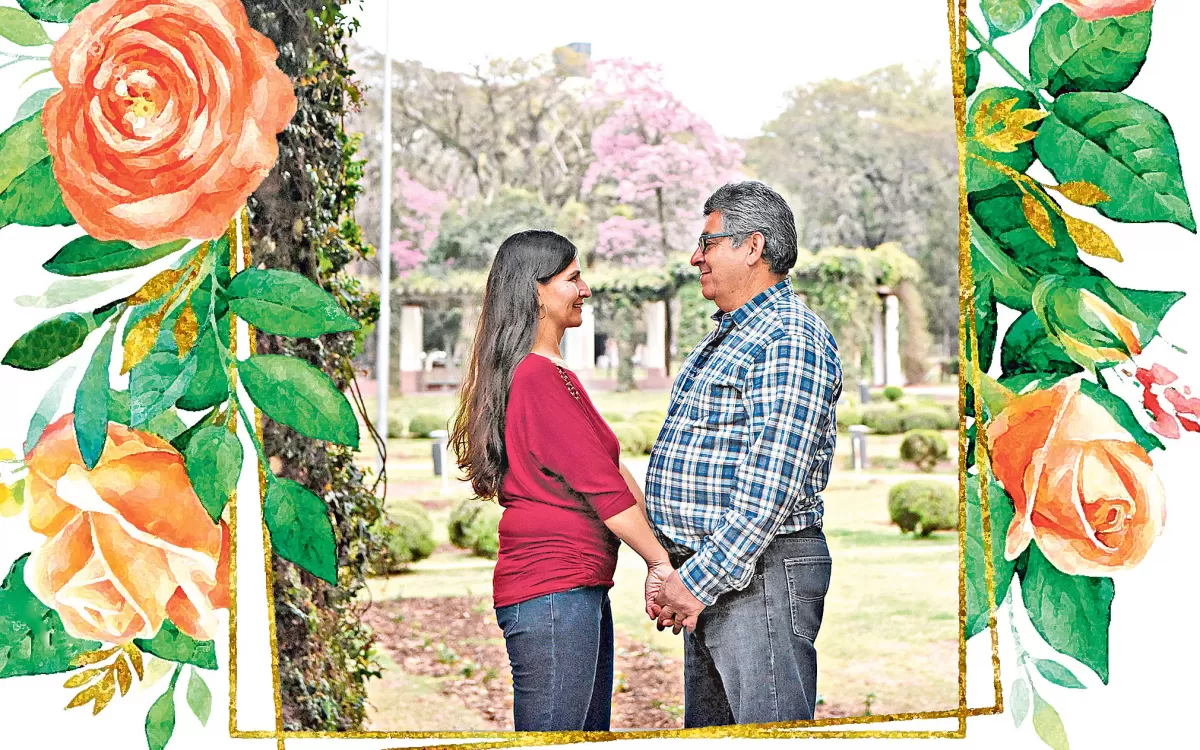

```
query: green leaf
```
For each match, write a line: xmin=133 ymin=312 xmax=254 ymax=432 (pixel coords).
xmin=13 ymin=88 xmax=56 ymax=124
xmin=130 ymin=352 xmax=198 ymax=427
xmin=1034 ymin=658 xmax=1087 ymax=689
xmin=0 ymin=156 xmax=74 ymax=230
xmin=108 ymin=388 xmax=131 ymax=425
xmin=1034 ymin=92 xmax=1194 ymax=231
xmin=264 ymin=477 xmax=338 ymax=584
xmin=16 ymin=0 xmax=100 ymax=23
xmin=226 ymin=269 xmax=361 ymax=338
xmin=975 ymin=276 xmax=998 ymax=373
xmin=43 ymin=236 xmax=190 ymax=277
xmin=0 ymin=7 xmax=52 ymax=46
xmin=1018 ymin=543 xmax=1113 ymax=684
xmin=134 ymin=620 xmax=218 ymax=670
xmin=965 ymin=475 xmax=1018 ymax=639
xmin=981 ymin=0 xmax=1042 ymax=37
xmin=144 ymin=665 xmax=180 ymax=750
xmin=969 ymin=182 xmax=1096 ymax=278
xmin=3 ymin=312 xmax=90 ymax=370
xmin=185 ymin=426 xmax=244 ymax=523
xmin=967 ymin=87 xmax=1041 ymax=192
xmin=1001 ymin=310 xmax=1084 ymax=378
xmin=186 ymin=668 xmax=212 ymax=727
xmin=1011 ymin=677 xmax=1031 ymax=727
xmin=177 ymin=324 xmax=230 ymax=412
xmin=1029 ymin=5 xmax=1151 ymax=97
xmin=970 ymin=214 xmax=1035 ymax=311
xmin=25 ymin=365 xmax=75 ymax=451
xmin=240 ymin=354 xmax=359 ymax=448
xmin=0 ymin=554 xmax=102 ymax=677
xmin=15 ymin=274 xmax=131 ymax=309
xmin=965 ymin=49 xmax=980 ymax=98
xmin=146 ymin=410 xmax=187 ymax=441
xmin=1000 ymin=371 xmax=1072 ymax=395
xmin=1031 ymin=692 xmax=1070 ymax=750
xmin=74 ymin=324 xmax=116 ymax=469
xmin=1079 ymin=378 xmax=1163 ymax=453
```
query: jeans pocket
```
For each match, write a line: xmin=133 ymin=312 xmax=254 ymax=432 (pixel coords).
xmin=784 ymin=555 xmax=832 ymax=640
xmin=495 ymin=602 xmax=520 ymax=638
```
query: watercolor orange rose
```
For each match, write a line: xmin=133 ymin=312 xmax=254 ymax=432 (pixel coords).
xmin=22 ymin=415 xmax=229 ymax=644
xmin=41 ymin=0 xmax=298 ymax=248
xmin=987 ymin=377 xmax=1166 ymax=577
xmin=1063 ymin=0 xmax=1155 ymax=21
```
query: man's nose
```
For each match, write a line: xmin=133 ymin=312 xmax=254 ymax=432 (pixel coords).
xmin=690 ymin=245 xmax=704 ymax=267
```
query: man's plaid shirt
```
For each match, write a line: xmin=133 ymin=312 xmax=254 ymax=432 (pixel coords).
xmin=645 ymin=279 xmax=842 ymax=606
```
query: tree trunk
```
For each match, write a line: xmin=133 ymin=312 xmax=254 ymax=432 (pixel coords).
xmin=615 ymin=303 xmax=637 ymax=392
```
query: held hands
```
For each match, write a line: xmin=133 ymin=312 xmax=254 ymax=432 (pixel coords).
xmin=648 ymin=569 xmax=704 ymax=634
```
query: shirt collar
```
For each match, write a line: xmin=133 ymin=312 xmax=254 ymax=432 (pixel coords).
xmin=709 ymin=278 xmax=794 ymax=328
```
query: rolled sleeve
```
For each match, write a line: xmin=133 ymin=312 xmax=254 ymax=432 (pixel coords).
xmin=678 ymin=333 xmax=841 ymax=605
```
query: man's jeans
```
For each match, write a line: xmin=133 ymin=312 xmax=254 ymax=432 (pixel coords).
xmin=671 ymin=527 xmax=832 ymax=727
xmin=494 ymin=586 xmax=614 ymax=731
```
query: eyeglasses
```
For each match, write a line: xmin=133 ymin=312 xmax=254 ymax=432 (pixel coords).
xmin=696 ymin=230 xmax=763 ymax=254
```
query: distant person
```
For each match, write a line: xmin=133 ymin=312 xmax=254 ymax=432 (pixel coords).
xmin=645 ymin=182 xmax=843 ymax=726
xmin=450 ymin=229 xmax=674 ymax=731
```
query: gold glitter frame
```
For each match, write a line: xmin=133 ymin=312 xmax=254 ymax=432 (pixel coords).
xmin=222 ymin=0 xmax=1003 ymax=745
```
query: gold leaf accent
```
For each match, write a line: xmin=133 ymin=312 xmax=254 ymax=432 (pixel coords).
xmin=1021 ymin=193 xmax=1056 ymax=247
xmin=91 ymin=670 xmax=117 ymax=715
xmin=1063 ymin=214 xmax=1123 ymax=261
xmin=65 ymin=681 xmax=104 ymax=710
xmin=1050 ymin=180 xmax=1110 ymax=206
xmin=63 ymin=667 xmax=103 ymax=689
xmin=174 ymin=300 xmax=199 ymax=357
xmin=71 ymin=648 xmax=117 ymax=668
xmin=122 ymin=643 xmax=145 ymax=680
xmin=974 ymin=97 xmax=1048 ymax=153
xmin=114 ymin=655 xmax=133 ymax=695
xmin=127 ymin=269 xmax=183 ymax=305
xmin=121 ymin=314 xmax=163 ymax=374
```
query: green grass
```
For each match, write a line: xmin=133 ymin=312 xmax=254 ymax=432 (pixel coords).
xmin=366 ymin=650 xmax=496 ymax=731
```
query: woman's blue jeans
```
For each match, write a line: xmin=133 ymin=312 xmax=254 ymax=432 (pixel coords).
xmin=494 ymin=586 xmax=614 ymax=731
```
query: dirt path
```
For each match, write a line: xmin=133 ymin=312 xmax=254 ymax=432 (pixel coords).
xmin=363 ymin=595 xmax=857 ymax=730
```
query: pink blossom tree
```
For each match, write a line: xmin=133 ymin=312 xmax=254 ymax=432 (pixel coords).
xmin=390 ymin=168 xmax=449 ymax=276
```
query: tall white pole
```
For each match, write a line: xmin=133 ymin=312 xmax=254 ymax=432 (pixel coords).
xmin=375 ymin=1 xmax=392 ymax=474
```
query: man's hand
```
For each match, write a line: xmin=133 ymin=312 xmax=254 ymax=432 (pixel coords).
xmin=644 ymin=561 xmax=673 ymax=620
xmin=653 ymin=570 xmax=705 ymax=634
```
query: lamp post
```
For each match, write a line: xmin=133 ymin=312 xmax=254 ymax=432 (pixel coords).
xmin=375 ymin=0 xmax=392 ymax=474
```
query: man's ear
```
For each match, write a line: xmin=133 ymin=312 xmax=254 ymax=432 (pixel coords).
xmin=744 ymin=231 xmax=766 ymax=267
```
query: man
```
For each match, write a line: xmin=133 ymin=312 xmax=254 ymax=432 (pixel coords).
xmin=645 ymin=181 xmax=842 ymax=726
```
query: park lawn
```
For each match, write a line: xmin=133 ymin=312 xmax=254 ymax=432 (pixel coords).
xmin=365 ymin=649 xmax=493 ymax=730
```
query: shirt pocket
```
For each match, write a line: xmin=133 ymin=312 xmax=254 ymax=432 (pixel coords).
xmin=687 ymin=375 xmax=748 ymax=428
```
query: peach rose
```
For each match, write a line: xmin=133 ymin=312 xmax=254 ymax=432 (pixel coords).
xmin=1063 ymin=0 xmax=1154 ymax=21
xmin=23 ymin=415 xmax=229 ymax=643
xmin=987 ymin=376 xmax=1165 ymax=576
xmin=42 ymin=0 xmax=297 ymax=248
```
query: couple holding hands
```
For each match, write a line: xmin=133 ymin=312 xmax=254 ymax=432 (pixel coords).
xmin=450 ymin=181 xmax=843 ymax=730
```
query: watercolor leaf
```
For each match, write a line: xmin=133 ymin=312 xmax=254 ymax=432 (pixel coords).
xmin=981 ymin=0 xmax=1043 ymax=37
xmin=13 ymin=88 xmax=56 ymax=124
xmin=15 ymin=274 xmax=132 ymax=309
xmin=0 ymin=7 xmax=52 ymax=46
xmin=0 ymin=114 xmax=73 ymax=230
xmin=15 ymin=0 xmax=100 ymax=23
xmin=974 ymin=100 xmax=1048 ymax=153
xmin=969 ymin=182 xmax=1095 ymax=278
xmin=1032 ymin=693 xmax=1071 ymax=750
xmin=1048 ymin=181 xmax=1109 ymax=207
xmin=225 ymin=268 xmax=361 ymax=338
xmin=1079 ymin=379 xmax=1164 ymax=453
xmin=966 ymin=88 xmax=1040 ymax=192
xmin=1011 ymin=677 xmax=1031 ymax=727
xmin=264 ymin=477 xmax=338 ymax=584
xmin=965 ymin=49 xmax=981 ymax=97
xmin=130 ymin=352 xmax=198 ymax=428
xmin=146 ymin=410 xmax=188 ymax=442
xmin=177 ymin=323 xmax=231 ymax=411
xmin=1034 ymin=659 xmax=1087 ymax=689
xmin=25 ymin=366 xmax=75 ymax=452
xmin=1029 ymin=5 xmax=1151 ymax=97
xmin=1022 ymin=193 xmax=1057 ymax=247
xmin=144 ymin=666 xmax=179 ymax=750
xmin=239 ymin=354 xmax=360 ymax=448
xmin=1001 ymin=311 xmax=1085 ymax=379
xmin=75 ymin=324 xmax=116 ymax=469
xmin=1061 ymin=213 xmax=1121 ymax=261
xmin=184 ymin=425 xmax=243 ymax=523
xmin=0 ymin=554 xmax=101 ymax=678
xmin=969 ymin=214 xmax=1035 ymax=311
xmin=1035 ymin=92 xmax=1195 ymax=232
xmin=965 ymin=475 xmax=1018 ymax=639
xmin=186 ymin=668 xmax=212 ymax=727
xmin=973 ymin=276 xmax=999 ymax=375
xmin=1018 ymin=544 xmax=1113 ymax=684
xmin=134 ymin=621 xmax=218 ymax=671
xmin=3 ymin=311 xmax=94 ymax=371
xmin=44 ymin=236 xmax=190 ymax=277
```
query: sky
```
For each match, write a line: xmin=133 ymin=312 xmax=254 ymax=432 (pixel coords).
xmin=346 ymin=0 xmax=955 ymax=139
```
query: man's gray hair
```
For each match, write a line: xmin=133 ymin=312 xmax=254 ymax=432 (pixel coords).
xmin=703 ymin=181 xmax=799 ymax=275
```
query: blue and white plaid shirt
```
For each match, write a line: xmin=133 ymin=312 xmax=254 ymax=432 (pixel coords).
xmin=645 ymin=279 xmax=842 ymax=606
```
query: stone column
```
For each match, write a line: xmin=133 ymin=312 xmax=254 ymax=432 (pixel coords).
xmin=643 ymin=300 xmax=668 ymax=388
xmin=563 ymin=305 xmax=595 ymax=380
xmin=399 ymin=304 xmax=424 ymax=393
xmin=872 ymin=297 xmax=885 ymax=387
xmin=884 ymin=293 xmax=904 ymax=387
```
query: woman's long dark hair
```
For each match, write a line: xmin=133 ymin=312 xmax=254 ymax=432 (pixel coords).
xmin=451 ymin=230 xmax=577 ymax=499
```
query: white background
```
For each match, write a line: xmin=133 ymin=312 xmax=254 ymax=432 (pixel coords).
xmin=2 ymin=1 xmax=1198 ymax=748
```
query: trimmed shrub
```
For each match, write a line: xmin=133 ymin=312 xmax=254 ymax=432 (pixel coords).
xmin=882 ymin=386 xmax=904 ymax=402
xmin=937 ymin=406 xmax=958 ymax=431
xmin=387 ymin=417 xmax=406 ymax=439
xmin=372 ymin=502 xmax=436 ymax=573
xmin=861 ymin=405 xmax=904 ymax=435
xmin=447 ymin=497 xmax=503 ymax=559
xmin=602 ymin=412 xmax=627 ymax=423
xmin=836 ymin=405 xmax=863 ymax=432
xmin=888 ymin=480 xmax=957 ymax=536
xmin=901 ymin=409 xmax=946 ymax=432
xmin=899 ymin=430 xmax=949 ymax=472
xmin=634 ymin=418 xmax=664 ymax=450
xmin=611 ymin=423 xmax=648 ymax=455
xmin=408 ymin=412 xmax=449 ymax=438
xmin=632 ymin=410 xmax=667 ymax=423
xmin=449 ymin=497 xmax=483 ymax=549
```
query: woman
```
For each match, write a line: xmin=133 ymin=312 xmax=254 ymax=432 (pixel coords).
xmin=450 ymin=230 xmax=673 ymax=732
